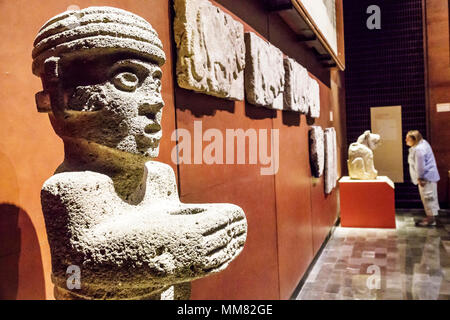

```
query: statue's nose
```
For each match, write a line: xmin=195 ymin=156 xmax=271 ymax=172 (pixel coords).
xmin=138 ymin=102 xmax=164 ymax=119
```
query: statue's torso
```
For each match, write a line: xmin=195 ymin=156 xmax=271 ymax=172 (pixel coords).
xmin=41 ymin=161 xmax=247 ymax=299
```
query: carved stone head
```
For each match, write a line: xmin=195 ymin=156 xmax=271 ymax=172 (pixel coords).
xmin=32 ymin=7 xmax=166 ymax=157
xmin=357 ymin=130 xmax=381 ymax=150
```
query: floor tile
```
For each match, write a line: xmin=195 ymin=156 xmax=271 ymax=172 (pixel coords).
xmin=296 ymin=210 xmax=450 ymax=300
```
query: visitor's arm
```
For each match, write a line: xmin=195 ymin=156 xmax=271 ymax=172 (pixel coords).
xmin=415 ymin=149 xmax=426 ymax=183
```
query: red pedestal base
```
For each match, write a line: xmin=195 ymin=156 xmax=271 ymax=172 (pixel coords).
xmin=339 ymin=176 xmax=396 ymax=228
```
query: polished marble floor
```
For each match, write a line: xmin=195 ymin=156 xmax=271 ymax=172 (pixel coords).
xmin=296 ymin=210 xmax=450 ymax=300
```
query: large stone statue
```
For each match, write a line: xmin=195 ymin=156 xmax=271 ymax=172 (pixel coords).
xmin=347 ymin=130 xmax=381 ymax=180
xmin=32 ymin=6 xmax=247 ymax=300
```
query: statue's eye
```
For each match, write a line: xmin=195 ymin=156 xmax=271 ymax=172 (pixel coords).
xmin=152 ymin=69 xmax=162 ymax=81
xmin=112 ymin=72 xmax=139 ymax=92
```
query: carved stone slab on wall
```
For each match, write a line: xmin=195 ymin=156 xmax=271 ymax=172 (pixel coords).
xmin=244 ymin=31 xmax=285 ymax=110
xmin=284 ymin=57 xmax=309 ymax=113
xmin=308 ymin=77 xmax=320 ymax=118
xmin=173 ymin=0 xmax=245 ymax=100
xmin=309 ymin=126 xmax=324 ymax=178
xmin=324 ymin=127 xmax=338 ymax=194
xmin=332 ymin=127 xmax=338 ymax=189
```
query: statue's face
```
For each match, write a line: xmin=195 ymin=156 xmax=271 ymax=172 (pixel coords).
xmin=368 ymin=133 xmax=381 ymax=150
xmin=50 ymin=56 xmax=164 ymax=158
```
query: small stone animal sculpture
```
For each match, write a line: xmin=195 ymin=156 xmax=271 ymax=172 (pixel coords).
xmin=347 ymin=130 xmax=381 ymax=180
xmin=32 ymin=6 xmax=247 ymax=300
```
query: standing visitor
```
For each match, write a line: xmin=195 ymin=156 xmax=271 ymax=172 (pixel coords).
xmin=405 ymin=130 xmax=440 ymax=226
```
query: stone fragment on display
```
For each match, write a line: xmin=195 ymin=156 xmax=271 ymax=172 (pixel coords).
xmin=244 ymin=31 xmax=285 ymax=110
xmin=283 ymin=57 xmax=309 ymax=113
xmin=324 ymin=127 xmax=338 ymax=194
xmin=308 ymin=77 xmax=321 ymax=118
xmin=309 ymin=125 xmax=325 ymax=178
xmin=173 ymin=0 xmax=245 ymax=100
xmin=332 ymin=127 xmax=338 ymax=188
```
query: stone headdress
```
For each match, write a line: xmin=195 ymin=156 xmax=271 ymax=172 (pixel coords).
xmin=32 ymin=6 xmax=166 ymax=77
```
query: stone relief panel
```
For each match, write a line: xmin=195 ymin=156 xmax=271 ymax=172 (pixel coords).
xmin=324 ymin=127 xmax=338 ymax=194
xmin=173 ymin=0 xmax=245 ymax=100
xmin=33 ymin=6 xmax=247 ymax=300
xmin=244 ymin=31 xmax=285 ymax=110
xmin=309 ymin=126 xmax=324 ymax=178
xmin=308 ymin=77 xmax=321 ymax=118
xmin=283 ymin=57 xmax=309 ymax=113
xmin=332 ymin=128 xmax=338 ymax=188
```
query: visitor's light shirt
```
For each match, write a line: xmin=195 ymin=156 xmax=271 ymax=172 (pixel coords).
xmin=408 ymin=139 xmax=440 ymax=185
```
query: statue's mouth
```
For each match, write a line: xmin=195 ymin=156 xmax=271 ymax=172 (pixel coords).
xmin=139 ymin=104 xmax=162 ymax=136
xmin=136 ymin=131 xmax=161 ymax=152
xmin=137 ymin=120 xmax=162 ymax=149
xmin=144 ymin=122 xmax=161 ymax=134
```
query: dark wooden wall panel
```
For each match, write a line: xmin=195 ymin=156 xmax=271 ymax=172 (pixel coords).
xmin=425 ymin=0 xmax=450 ymax=207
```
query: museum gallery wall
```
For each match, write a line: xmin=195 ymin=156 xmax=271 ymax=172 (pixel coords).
xmin=0 ymin=0 xmax=345 ymax=300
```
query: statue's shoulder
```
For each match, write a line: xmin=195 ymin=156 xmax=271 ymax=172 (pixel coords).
xmin=348 ymin=142 xmax=370 ymax=155
xmin=144 ymin=161 xmax=176 ymax=179
xmin=349 ymin=142 xmax=365 ymax=148
xmin=41 ymin=171 xmax=114 ymax=198
xmin=144 ymin=160 xmax=174 ymax=171
xmin=142 ymin=161 xmax=179 ymax=201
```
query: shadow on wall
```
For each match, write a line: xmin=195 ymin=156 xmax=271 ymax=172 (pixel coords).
xmin=282 ymin=110 xmax=301 ymax=127
xmin=0 ymin=204 xmax=46 ymax=300
xmin=175 ymin=85 xmax=281 ymax=121
xmin=245 ymin=102 xmax=276 ymax=120
xmin=175 ymin=87 xmax=235 ymax=117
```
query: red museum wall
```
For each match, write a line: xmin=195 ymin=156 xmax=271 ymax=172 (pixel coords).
xmin=0 ymin=0 xmax=345 ymax=300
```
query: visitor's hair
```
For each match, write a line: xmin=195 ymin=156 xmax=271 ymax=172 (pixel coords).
xmin=407 ymin=130 xmax=423 ymax=144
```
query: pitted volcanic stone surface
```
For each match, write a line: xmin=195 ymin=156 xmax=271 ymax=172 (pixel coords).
xmin=32 ymin=6 xmax=165 ymax=76
xmin=309 ymin=126 xmax=325 ymax=178
xmin=284 ymin=57 xmax=309 ymax=113
xmin=308 ymin=77 xmax=321 ymax=118
xmin=42 ymin=161 xmax=247 ymax=299
xmin=34 ymin=6 xmax=248 ymax=300
xmin=244 ymin=32 xmax=285 ymax=110
xmin=173 ymin=0 xmax=245 ymax=100
xmin=324 ymin=127 xmax=338 ymax=194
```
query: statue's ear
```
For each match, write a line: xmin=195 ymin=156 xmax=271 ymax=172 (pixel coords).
xmin=35 ymin=90 xmax=51 ymax=113
xmin=43 ymin=57 xmax=61 ymax=82
xmin=40 ymin=57 xmax=66 ymax=117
